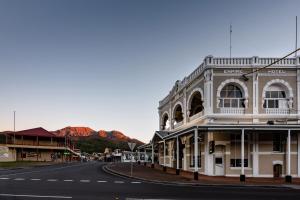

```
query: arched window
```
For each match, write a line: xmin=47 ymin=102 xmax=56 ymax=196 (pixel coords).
xmin=174 ymin=104 xmax=183 ymax=124
xmin=162 ymin=114 xmax=170 ymax=130
xmin=219 ymin=84 xmax=245 ymax=108
xmin=263 ymin=84 xmax=288 ymax=109
xmin=189 ymin=91 xmax=204 ymax=117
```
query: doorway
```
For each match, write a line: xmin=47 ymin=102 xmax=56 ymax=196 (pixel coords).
xmin=273 ymin=164 xmax=282 ymax=178
xmin=215 ymin=156 xmax=224 ymax=176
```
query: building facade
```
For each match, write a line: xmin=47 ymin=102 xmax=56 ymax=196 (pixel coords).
xmin=0 ymin=127 xmax=78 ymax=162
xmin=140 ymin=55 xmax=300 ymax=182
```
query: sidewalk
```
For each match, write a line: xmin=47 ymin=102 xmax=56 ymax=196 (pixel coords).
xmin=105 ymin=162 xmax=300 ymax=187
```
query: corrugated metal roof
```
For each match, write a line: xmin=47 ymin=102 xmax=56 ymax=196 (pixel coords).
xmin=8 ymin=127 xmax=58 ymax=138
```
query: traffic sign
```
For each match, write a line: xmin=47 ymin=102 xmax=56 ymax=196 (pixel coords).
xmin=128 ymin=142 xmax=136 ymax=151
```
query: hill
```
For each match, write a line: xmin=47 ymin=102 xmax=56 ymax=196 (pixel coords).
xmin=52 ymin=126 xmax=144 ymax=153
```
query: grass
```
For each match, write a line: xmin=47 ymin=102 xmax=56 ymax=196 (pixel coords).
xmin=0 ymin=161 xmax=52 ymax=169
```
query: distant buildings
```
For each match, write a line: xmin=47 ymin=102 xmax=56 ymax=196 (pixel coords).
xmin=0 ymin=127 xmax=78 ymax=162
xmin=139 ymin=55 xmax=300 ymax=182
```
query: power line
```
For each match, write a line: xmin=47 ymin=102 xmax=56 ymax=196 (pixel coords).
xmin=242 ymin=48 xmax=300 ymax=81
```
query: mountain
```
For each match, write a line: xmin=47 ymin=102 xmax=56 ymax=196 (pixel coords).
xmin=52 ymin=126 xmax=144 ymax=145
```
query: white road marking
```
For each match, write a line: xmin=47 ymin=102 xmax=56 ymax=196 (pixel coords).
xmin=0 ymin=193 xmax=72 ymax=199
xmin=30 ymin=178 xmax=41 ymax=181
xmin=0 ymin=162 xmax=90 ymax=178
xmin=114 ymin=181 xmax=124 ymax=184
xmin=47 ymin=179 xmax=58 ymax=182
xmin=97 ymin=180 xmax=107 ymax=183
xmin=14 ymin=178 xmax=25 ymax=181
xmin=63 ymin=180 xmax=74 ymax=182
xmin=131 ymin=181 xmax=141 ymax=184
xmin=0 ymin=177 xmax=9 ymax=180
xmin=126 ymin=199 xmax=174 ymax=200
xmin=80 ymin=180 xmax=90 ymax=183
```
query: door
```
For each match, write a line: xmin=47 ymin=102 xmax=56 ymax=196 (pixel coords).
xmin=273 ymin=164 xmax=282 ymax=178
xmin=215 ymin=157 xmax=224 ymax=176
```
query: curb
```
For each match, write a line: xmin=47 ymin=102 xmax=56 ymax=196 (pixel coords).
xmin=102 ymin=164 xmax=289 ymax=189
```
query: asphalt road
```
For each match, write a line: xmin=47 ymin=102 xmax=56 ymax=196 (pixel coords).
xmin=0 ymin=162 xmax=299 ymax=200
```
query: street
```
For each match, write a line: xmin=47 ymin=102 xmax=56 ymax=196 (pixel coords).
xmin=0 ymin=162 xmax=299 ymax=200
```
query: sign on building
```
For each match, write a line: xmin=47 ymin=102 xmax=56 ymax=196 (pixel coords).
xmin=0 ymin=146 xmax=9 ymax=158
xmin=209 ymin=141 xmax=215 ymax=154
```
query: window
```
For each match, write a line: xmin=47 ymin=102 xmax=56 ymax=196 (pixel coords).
xmin=165 ymin=143 xmax=169 ymax=156
xmin=162 ymin=114 xmax=169 ymax=130
xmin=189 ymin=137 xmax=201 ymax=168
xmin=215 ymin=157 xmax=223 ymax=164
xmin=189 ymin=91 xmax=203 ymax=117
xmin=273 ymin=134 xmax=284 ymax=152
xmin=219 ymin=84 xmax=245 ymax=108
xmin=174 ymin=104 xmax=183 ymax=124
xmin=230 ymin=159 xmax=248 ymax=167
xmin=230 ymin=133 xmax=249 ymax=167
xmin=263 ymin=85 xmax=288 ymax=109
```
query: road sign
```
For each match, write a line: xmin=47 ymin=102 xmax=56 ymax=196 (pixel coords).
xmin=128 ymin=142 xmax=136 ymax=151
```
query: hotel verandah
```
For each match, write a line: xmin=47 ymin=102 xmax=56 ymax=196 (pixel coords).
xmin=0 ymin=127 xmax=78 ymax=162
xmin=138 ymin=55 xmax=300 ymax=182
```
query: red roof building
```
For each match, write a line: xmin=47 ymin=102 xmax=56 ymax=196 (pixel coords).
xmin=8 ymin=127 xmax=58 ymax=138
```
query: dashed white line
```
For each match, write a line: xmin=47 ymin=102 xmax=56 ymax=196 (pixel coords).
xmin=63 ymin=180 xmax=74 ymax=182
xmin=131 ymin=181 xmax=141 ymax=184
xmin=0 ymin=177 xmax=9 ymax=180
xmin=47 ymin=179 xmax=58 ymax=182
xmin=0 ymin=193 xmax=72 ymax=199
xmin=30 ymin=178 xmax=41 ymax=181
xmin=114 ymin=181 xmax=124 ymax=184
xmin=80 ymin=180 xmax=90 ymax=183
xmin=97 ymin=180 xmax=107 ymax=183
xmin=14 ymin=178 xmax=25 ymax=181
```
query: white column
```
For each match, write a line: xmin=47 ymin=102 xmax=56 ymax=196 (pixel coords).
xmin=252 ymin=71 xmax=259 ymax=123
xmin=287 ymin=129 xmax=291 ymax=176
xmin=194 ymin=129 xmax=199 ymax=172
xmin=151 ymin=143 xmax=154 ymax=164
xmin=297 ymin=69 xmax=300 ymax=118
xmin=163 ymin=140 xmax=166 ymax=166
xmin=241 ymin=129 xmax=245 ymax=175
xmin=183 ymin=88 xmax=187 ymax=124
xmin=253 ymin=132 xmax=259 ymax=177
xmin=176 ymin=137 xmax=179 ymax=169
xmin=205 ymin=132 xmax=213 ymax=175
xmin=297 ymin=132 xmax=300 ymax=177
xmin=204 ymin=69 xmax=213 ymax=116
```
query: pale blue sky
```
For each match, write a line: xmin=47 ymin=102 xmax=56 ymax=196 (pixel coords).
xmin=0 ymin=0 xmax=299 ymax=142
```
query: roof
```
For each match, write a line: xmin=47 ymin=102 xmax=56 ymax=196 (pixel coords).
xmin=137 ymin=143 xmax=152 ymax=149
xmin=162 ymin=124 xmax=300 ymax=140
xmin=155 ymin=131 xmax=169 ymax=138
xmin=7 ymin=127 xmax=58 ymax=138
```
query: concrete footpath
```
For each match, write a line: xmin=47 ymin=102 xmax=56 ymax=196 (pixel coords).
xmin=104 ymin=162 xmax=300 ymax=189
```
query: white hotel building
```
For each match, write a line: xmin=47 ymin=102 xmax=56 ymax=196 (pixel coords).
xmin=139 ymin=55 xmax=300 ymax=182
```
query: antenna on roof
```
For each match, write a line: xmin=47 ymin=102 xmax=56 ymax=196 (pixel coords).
xmin=296 ymin=16 xmax=298 ymax=57
xmin=230 ymin=23 xmax=232 ymax=58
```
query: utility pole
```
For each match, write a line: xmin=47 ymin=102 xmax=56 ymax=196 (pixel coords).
xmin=13 ymin=111 xmax=16 ymax=143
xmin=230 ymin=23 xmax=232 ymax=58
xmin=296 ymin=16 xmax=298 ymax=57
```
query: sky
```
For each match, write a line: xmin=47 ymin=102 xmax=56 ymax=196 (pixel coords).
xmin=0 ymin=0 xmax=299 ymax=143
